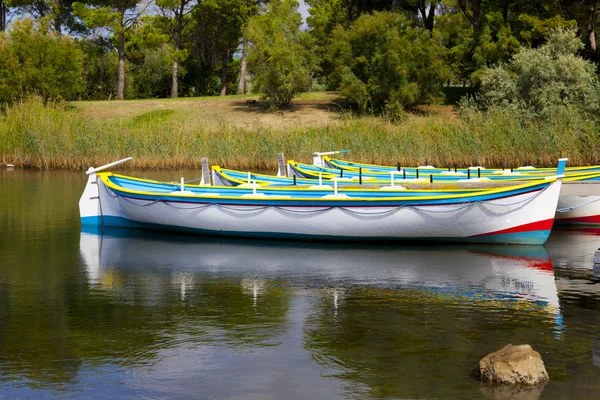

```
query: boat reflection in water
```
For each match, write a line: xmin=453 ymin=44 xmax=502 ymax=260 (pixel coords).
xmin=546 ymin=227 xmax=600 ymax=308
xmin=77 ymin=228 xmax=566 ymax=398
xmin=80 ymin=227 xmax=561 ymax=321
xmin=546 ymin=227 xmax=600 ymax=273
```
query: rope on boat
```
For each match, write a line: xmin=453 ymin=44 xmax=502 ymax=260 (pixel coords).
xmin=183 ymin=177 xmax=204 ymax=184
xmin=556 ymin=197 xmax=600 ymax=213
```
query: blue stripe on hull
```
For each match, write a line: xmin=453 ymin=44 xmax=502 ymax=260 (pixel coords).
xmin=81 ymin=216 xmax=550 ymax=245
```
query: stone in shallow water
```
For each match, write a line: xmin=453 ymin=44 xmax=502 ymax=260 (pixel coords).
xmin=479 ymin=344 xmax=549 ymax=386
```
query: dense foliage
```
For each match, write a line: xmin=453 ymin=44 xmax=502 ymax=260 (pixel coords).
xmin=330 ymin=12 xmax=449 ymax=119
xmin=0 ymin=18 xmax=83 ymax=103
xmin=0 ymin=0 xmax=599 ymax=112
xmin=248 ymin=0 xmax=315 ymax=107
xmin=477 ymin=28 xmax=600 ymax=117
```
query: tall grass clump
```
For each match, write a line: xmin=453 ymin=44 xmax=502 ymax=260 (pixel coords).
xmin=1 ymin=96 xmax=599 ymax=171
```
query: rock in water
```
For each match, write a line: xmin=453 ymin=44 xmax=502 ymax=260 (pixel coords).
xmin=479 ymin=344 xmax=549 ymax=386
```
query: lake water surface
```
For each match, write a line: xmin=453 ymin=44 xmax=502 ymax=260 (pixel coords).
xmin=1 ymin=169 xmax=600 ymax=399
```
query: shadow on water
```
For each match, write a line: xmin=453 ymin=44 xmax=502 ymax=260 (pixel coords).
xmin=2 ymin=170 xmax=600 ymax=399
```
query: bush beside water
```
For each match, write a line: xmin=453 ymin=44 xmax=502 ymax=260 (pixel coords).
xmin=0 ymin=97 xmax=598 ymax=170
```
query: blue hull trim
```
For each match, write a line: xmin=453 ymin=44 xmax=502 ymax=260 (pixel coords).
xmin=81 ymin=216 xmax=551 ymax=245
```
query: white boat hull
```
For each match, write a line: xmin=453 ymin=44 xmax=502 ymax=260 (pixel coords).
xmin=555 ymin=195 xmax=600 ymax=225
xmin=82 ymin=176 xmax=563 ymax=244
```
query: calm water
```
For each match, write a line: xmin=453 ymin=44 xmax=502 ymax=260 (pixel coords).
xmin=1 ymin=169 xmax=600 ymax=399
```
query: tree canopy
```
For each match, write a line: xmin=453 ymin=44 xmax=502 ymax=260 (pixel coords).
xmin=0 ymin=0 xmax=598 ymax=113
xmin=0 ymin=17 xmax=83 ymax=103
xmin=330 ymin=11 xmax=449 ymax=118
xmin=248 ymin=0 xmax=316 ymax=107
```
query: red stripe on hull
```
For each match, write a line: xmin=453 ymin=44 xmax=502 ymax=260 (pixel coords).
xmin=474 ymin=218 xmax=555 ymax=237
xmin=555 ymin=215 xmax=600 ymax=225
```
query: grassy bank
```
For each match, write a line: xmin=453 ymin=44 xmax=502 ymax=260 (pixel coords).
xmin=1 ymin=95 xmax=599 ymax=170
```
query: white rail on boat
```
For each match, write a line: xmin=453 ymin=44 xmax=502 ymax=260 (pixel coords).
xmin=86 ymin=157 xmax=133 ymax=175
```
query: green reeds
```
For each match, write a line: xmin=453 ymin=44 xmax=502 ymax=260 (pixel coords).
xmin=1 ymin=97 xmax=599 ymax=170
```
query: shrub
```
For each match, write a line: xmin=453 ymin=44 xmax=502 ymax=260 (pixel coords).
xmin=0 ymin=18 xmax=83 ymax=103
xmin=329 ymin=12 xmax=450 ymax=119
xmin=477 ymin=28 xmax=600 ymax=117
xmin=248 ymin=0 xmax=316 ymax=108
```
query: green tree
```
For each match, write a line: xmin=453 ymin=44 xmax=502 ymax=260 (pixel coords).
xmin=477 ymin=28 xmax=600 ymax=116
xmin=186 ymin=0 xmax=244 ymax=97
xmin=79 ymin=37 xmax=119 ymax=100
xmin=207 ymin=0 xmax=244 ymax=96
xmin=434 ymin=1 xmax=576 ymax=84
xmin=236 ymin=0 xmax=267 ymax=95
xmin=0 ymin=28 xmax=21 ymax=100
xmin=248 ymin=0 xmax=315 ymax=107
xmin=8 ymin=0 xmax=85 ymax=34
xmin=1 ymin=0 xmax=7 ymax=31
xmin=73 ymin=0 xmax=148 ymax=100
xmin=330 ymin=11 xmax=449 ymax=118
xmin=156 ymin=0 xmax=197 ymax=98
xmin=0 ymin=17 xmax=83 ymax=102
xmin=126 ymin=19 xmax=175 ymax=98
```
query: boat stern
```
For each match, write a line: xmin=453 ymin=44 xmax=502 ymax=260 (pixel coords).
xmin=79 ymin=169 xmax=102 ymax=226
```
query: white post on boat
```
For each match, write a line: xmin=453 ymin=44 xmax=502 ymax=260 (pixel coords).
xmin=253 ymin=180 xmax=257 ymax=195
xmin=247 ymin=172 xmax=251 ymax=184
xmin=277 ymin=153 xmax=287 ymax=177
xmin=181 ymin=177 xmax=185 ymax=192
xmin=380 ymin=171 xmax=406 ymax=191
xmin=201 ymin=157 xmax=211 ymax=186
xmin=312 ymin=150 xmax=350 ymax=167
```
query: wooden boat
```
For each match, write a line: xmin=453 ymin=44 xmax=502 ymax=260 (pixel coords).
xmin=311 ymin=156 xmax=600 ymax=226
xmin=214 ymin=161 xmax=600 ymax=225
xmin=316 ymin=152 xmax=600 ymax=176
xmin=79 ymin=158 xmax=566 ymax=245
xmin=214 ymin=163 xmax=585 ymax=186
xmin=289 ymin=159 xmax=600 ymax=182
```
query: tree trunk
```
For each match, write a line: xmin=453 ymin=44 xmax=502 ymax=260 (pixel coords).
xmin=457 ymin=0 xmax=483 ymax=37
xmin=52 ymin=0 xmax=62 ymax=35
xmin=347 ymin=0 xmax=354 ymax=23
xmin=171 ymin=0 xmax=185 ymax=98
xmin=590 ymin=2 xmax=598 ymax=54
xmin=220 ymin=48 xmax=229 ymax=96
xmin=117 ymin=28 xmax=125 ymax=100
xmin=171 ymin=60 xmax=179 ymax=98
xmin=0 ymin=0 xmax=6 ymax=32
xmin=418 ymin=0 xmax=436 ymax=34
xmin=237 ymin=26 xmax=248 ymax=95
xmin=391 ymin=0 xmax=399 ymax=12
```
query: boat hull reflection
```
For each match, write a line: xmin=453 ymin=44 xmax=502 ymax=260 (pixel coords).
xmin=80 ymin=228 xmax=560 ymax=313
